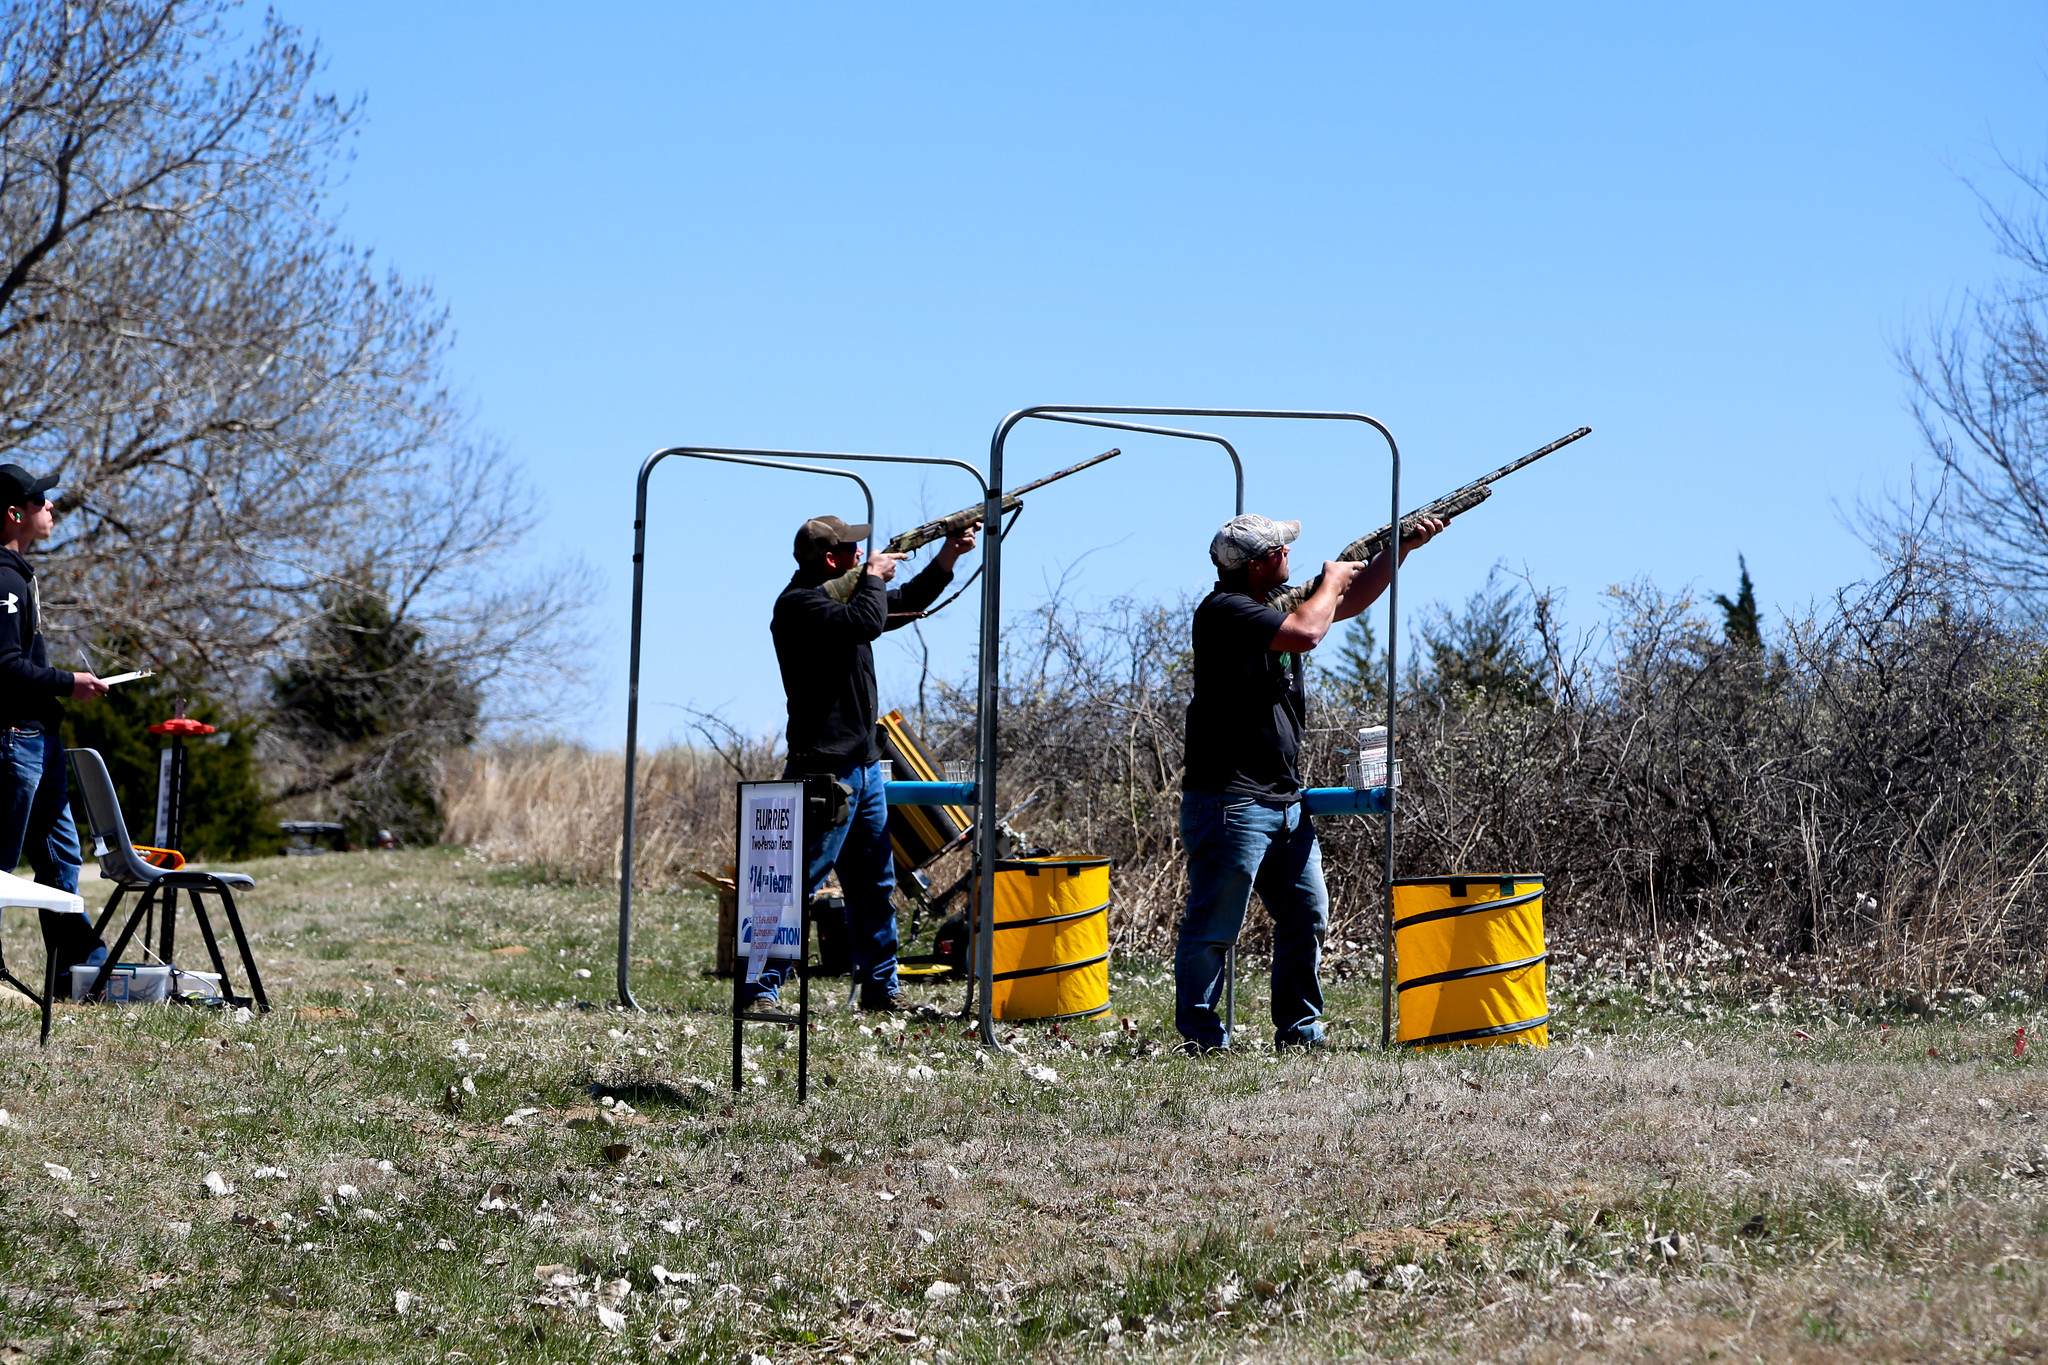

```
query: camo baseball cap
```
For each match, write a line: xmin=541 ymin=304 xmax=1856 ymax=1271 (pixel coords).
xmin=1209 ymin=513 xmax=1301 ymax=570
xmin=793 ymin=514 xmax=872 ymax=561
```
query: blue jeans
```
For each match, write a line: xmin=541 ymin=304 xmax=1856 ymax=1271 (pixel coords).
xmin=1175 ymin=792 xmax=1328 ymax=1048
xmin=0 ymin=727 xmax=103 ymax=973
xmin=748 ymin=760 xmax=898 ymax=1006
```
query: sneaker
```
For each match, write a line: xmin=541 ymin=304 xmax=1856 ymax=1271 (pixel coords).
xmin=739 ymin=994 xmax=780 ymax=1016
xmin=1276 ymin=1033 xmax=1329 ymax=1052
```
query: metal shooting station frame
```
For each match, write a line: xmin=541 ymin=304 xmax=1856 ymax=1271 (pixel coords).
xmin=977 ymin=408 xmax=1405 ymax=1049
xmin=617 ymin=444 xmax=989 ymax=1099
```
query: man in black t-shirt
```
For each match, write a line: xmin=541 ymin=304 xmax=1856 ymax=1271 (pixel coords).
xmin=755 ymin=513 xmax=977 ymax=1014
xmin=1176 ymin=511 xmax=1442 ymax=1051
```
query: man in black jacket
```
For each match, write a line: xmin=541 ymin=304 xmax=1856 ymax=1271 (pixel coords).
xmin=754 ymin=514 xmax=976 ymax=1012
xmin=0 ymin=465 xmax=110 ymax=981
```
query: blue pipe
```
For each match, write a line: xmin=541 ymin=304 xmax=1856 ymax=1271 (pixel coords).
xmin=885 ymin=781 xmax=979 ymax=806
xmin=1301 ymin=787 xmax=1393 ymax=817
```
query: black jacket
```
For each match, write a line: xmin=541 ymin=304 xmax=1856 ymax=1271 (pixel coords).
xmin=0 ymin=548 xmax=73 ymax=730
xmin=772 ymin=559 xmax=954 ymax=769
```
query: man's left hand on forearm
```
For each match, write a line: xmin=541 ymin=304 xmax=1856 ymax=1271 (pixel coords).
xmin=934 ymin=521 xmax=982 ymax=570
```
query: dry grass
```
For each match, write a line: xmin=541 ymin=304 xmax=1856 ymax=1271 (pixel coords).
xmin=441 ymin=742 xmax=755 ymax=890
xmin=0 ymin=848 xmax=2043 ymax=1361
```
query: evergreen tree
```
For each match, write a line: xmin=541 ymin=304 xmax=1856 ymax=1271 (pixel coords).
xmin=1713 ymin=555 xmax=1763 ymax=651
xmin=1325 ymin=615 xmax=1387 ymax=711
xmin=61 ymin=668 xmax=279 ymax=861
xmin=1418 ymin=579 xmax=1547 ymax=706
xmin=269 ymin=574 xmax=480 ymax=845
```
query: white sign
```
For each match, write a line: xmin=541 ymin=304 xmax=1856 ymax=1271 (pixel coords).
xmin=737 ymin=782 xmax=805 ymax=983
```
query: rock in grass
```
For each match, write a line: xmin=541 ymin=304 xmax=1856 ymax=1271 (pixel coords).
xmin=925 ymin=1280 xmax=961 ymax=1304
xmin=201 ymin=1171 xmax=233 ymax=1198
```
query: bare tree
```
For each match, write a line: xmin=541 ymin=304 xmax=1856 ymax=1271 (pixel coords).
xmin=0 ymin=0 xmax=585 ymax=819
xmin=1890 ymin=156 xmax=2048 ymax=615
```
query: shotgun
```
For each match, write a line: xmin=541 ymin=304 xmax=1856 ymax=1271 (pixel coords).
xmin=1264 ymin=426 xmax=1591 ymax=615
xmin=822 ymin=447 xmax=1121 ymax=603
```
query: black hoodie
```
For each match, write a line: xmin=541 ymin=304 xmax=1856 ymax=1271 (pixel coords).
xmin=771 ymin=558 xmax=953 ymax=770
xmin=0 ymin=548 xmax=74 ymax=730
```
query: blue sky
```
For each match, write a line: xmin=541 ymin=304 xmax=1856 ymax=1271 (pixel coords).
xmin=280 ymin=1 xmax=2048 ymax=747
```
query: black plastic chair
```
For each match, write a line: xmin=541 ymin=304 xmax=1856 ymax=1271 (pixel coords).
xmin=67 ymin=748 xmax=268 ymax=1012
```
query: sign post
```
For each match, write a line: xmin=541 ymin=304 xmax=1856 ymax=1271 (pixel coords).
xmin=732 ymin=780 xmax=810 ymax=1099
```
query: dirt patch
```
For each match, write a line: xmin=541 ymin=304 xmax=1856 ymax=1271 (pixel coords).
xmin=295 ymin=1005 xmax=357 ymax=1021
xmin=1342 ymin=1216 xmax=1500 ymax=1263
xmin=489 ymin=944 xmax=528 ymax=956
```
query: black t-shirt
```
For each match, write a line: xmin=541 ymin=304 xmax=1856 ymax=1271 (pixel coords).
xmin=771 ymin=559 xmax=954 ymax=770
xmin=1182 ymin=586 xmax=1305 ymax=802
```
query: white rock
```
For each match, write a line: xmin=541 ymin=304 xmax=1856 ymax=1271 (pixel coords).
xmin=1024 ymin=1063 xmax=1059 ymax=1084
xmin=596 ymin=1303 xmax=626 ymax=1332
xmin=925 ymin=1280 xmax=962 ymax=1304
xmin=43 ymin=1162 xmax=72 ymax=1181
xmin=393 ymin=1289 xmax=414 ymax=1316
xmin=335 ymin=1184 xmax=359 ymax=1201
xmin=501 ymin=1108 xmax=540 ymax=1127
xmin=202 ymin=1171 xmax=233 ymax=1198
xmin=252 ymin=1166 xmax=289 ymax=1180
xmin=1390 ymin=1263 xmax=1424 ymax=1292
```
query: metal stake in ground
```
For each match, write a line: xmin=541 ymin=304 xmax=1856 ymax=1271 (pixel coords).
xmin=149 ymin=701 xmax=215 ymax=963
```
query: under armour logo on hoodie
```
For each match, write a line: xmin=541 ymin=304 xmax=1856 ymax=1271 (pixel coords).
xmin=2 ymin=593 xmax=16 ymax=614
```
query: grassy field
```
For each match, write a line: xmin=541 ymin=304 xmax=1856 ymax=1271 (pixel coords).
xmin=0 ymin=849 xmax=2041 ymax=1362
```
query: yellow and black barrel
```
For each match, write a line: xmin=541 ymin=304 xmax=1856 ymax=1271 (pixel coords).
xmin=990 ymin=857 xmax=1112 ymax=1022
xmin=878 ymin=708 xmax=972 ymax=874
xmin=1392 ymin=874 xmax=1548 ymax=1049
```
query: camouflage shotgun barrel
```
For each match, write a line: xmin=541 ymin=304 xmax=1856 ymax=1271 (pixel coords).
xmin=821 ymin=447 xmax=1121 ymax=604
xmin=1264 ymin=426 xmax=1591 ymax=615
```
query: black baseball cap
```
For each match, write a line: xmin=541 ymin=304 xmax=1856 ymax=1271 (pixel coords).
xmin=0 ymin=465 xmax=59 ymax=507
xmin=793 ymin=514 xmax=871 ymax=561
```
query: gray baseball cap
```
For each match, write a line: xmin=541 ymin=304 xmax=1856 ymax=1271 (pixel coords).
xmin=1209 ymin=513 xmax=1301 ymax=570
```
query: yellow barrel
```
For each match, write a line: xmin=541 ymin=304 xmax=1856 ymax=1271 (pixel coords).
xmin=1392 ymin=875 xmax=1548 ymax=1048
xmin=989 ymin=857 xmax=1112 ymax=1022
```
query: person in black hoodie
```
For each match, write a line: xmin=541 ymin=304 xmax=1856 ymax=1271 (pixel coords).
xmin=755 ymin=513 xmax=977 ymax=1013
xmin=0 ymin=464 xmax=110 ymax=982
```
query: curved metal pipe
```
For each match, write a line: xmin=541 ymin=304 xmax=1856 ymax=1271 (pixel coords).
xmin=981 ymin=406 xmax=1401 ymax=1049
xmin=620 ymin=451 xmax=870 ymax=1011
xmin=1026 ymin=411 xmax=1244 ymax=514
xmin=619 ymin=446 xmax=985 ymax=1012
